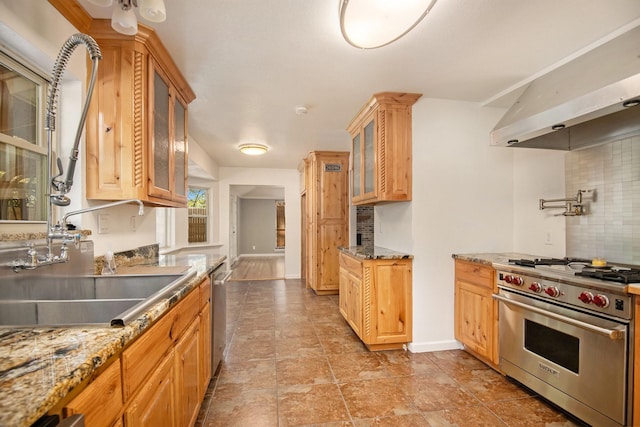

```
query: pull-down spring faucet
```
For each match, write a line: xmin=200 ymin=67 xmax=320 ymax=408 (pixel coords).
xmin=11 ymin=33 xmax=143 ymax=272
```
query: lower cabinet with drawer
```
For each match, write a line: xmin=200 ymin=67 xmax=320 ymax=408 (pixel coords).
xmin=56 ymin=276 xmax=211 ymax=427
xmin=338 ymin=252 xmax=412 ymax=351
xmin=454 ymin=259 xmax=499 ymax=368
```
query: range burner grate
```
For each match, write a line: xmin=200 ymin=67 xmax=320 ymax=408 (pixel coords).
xmin=508 ymin=258 xmax=590 ymax=267
xmin=575 ymin=269 xmax=640 ymax=284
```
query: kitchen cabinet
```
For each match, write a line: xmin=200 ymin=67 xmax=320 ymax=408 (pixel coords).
xmin=454 ymin=259 xmax=499 ymax=368
xmin=338 ymin=252 xmax=412 ymax=350
xmin=198 ymin=276 xmax=212 ymax=400
xmin=301 ymin=151 xmax=350 ymax=295
xmin=84 ymin=22 xmax=194 ymax=207
xmin=634 ymin=297 xmax=640 ymax=426
xmin=121 ymin=283 xmax=199 ymax=400
xmin=62 ymin=360 xmax=123 ymax=427
xmin=124 ymin=348 xmax=176 ymax=426
xmin=347 ymin=92 xmax=421 ymax=206
xmin=53 ymin=276 xmax=210 ymax=427
xmin=175 ymin=320 xmax=200 ymax=427
xmin=339 ymin=253 xmax=362 ymax=336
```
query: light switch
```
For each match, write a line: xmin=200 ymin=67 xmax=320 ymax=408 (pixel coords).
xmin=98 ymin=214 xmax=110 ymax=234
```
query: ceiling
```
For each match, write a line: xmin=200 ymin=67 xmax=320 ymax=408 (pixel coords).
xmin=76 ymin=0 xmax=640 ymax=171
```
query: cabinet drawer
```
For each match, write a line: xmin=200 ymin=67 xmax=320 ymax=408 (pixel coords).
xmin=63 ymin=361 xmax=122 ymax=427
xmin=199 ymin=277 xmax=211 ymax=311
xmin=339 ymin=252 xmax=362 ymax=277
xmin=455 ymin=260 xmax=494 ymax=289
xmin=122 ymin=288 xmax=199 ymax=400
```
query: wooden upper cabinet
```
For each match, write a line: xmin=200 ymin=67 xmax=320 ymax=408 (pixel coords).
xmin=347 ymin=92 xmax=421 ymax=206
xmin=83 ymin=20 xmax=195 ymax=207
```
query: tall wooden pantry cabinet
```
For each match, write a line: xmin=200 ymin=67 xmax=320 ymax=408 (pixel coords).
xmin=300 ymin=151 xmax=349 ymax=295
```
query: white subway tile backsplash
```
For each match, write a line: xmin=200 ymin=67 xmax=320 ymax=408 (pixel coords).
xmin=566 ymin=135 xmax=640 ymax=264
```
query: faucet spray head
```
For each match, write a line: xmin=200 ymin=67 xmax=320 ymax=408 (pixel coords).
xmin=50 ymin=194 xmax=71 ymax=206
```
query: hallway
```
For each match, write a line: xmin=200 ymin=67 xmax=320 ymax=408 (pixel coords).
xmin=195 ymin=278 xmax=583 ymax=426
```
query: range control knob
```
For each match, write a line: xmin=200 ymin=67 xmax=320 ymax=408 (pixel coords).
xmin=593 ymin=294 xmax=610 ymax=308
xmin=512 ymin=276 xmax=524 ymax=286
xmin=544 ymin=286 xmax=561 ymax=297
xmin=504 ymin=275 xmax=513 ymax=284
xmin=578 ymin=291 xmax=594 ymax=304
xmin=529 ymin=282 xmax=543 ymax=293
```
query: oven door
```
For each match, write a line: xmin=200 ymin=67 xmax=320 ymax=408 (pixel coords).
xmin=496 ymin=288 xmax=629 ymax=427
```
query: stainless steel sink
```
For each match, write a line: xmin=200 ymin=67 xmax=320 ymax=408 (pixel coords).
xmin=0 ymin=274 xmax=184 ymax=300
xmin=0 ymin=271 xmax=196 ymax=327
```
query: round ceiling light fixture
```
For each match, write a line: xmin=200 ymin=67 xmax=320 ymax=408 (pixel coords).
xmin=239 ymin=143 xmax=269 ymax=156
xmin=339 ymin=0 xmax=438 ymax=49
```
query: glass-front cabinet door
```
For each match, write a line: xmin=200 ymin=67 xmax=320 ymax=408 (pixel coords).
xmin=148 ymin=60 xmax=188 ymax=204
xmin=150 ymin=68 xmax=171 ymax=197
xmin=351 ymin=133 xmax=361 ymax=198
xmin=173 ymin=97 xmax=187 ymax=201
xmin=351 ymin=111 xmax=376 ymax=204
xmin=363 ymin=119 xmax=375 ymax=195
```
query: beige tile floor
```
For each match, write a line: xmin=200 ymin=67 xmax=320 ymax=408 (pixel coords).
xmin=196 ymin=279 xmax=586 ymax=427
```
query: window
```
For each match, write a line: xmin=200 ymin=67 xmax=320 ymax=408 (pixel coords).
xmin=0 ymin=50 xmax=48 ymax=222
xmin=188 ymin=187 xmax=208 ymax=243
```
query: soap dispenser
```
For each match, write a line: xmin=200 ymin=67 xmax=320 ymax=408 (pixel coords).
xmin=102 ymin=250 xmax=117 ymax=275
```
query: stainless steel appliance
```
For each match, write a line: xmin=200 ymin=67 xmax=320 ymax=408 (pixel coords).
xmin=493 ymin=258 xmax=636 ymax=427
xmin=211 ymin=263 xmax=232 ymax=375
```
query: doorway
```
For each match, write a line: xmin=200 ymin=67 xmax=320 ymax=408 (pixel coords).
xmin=229 ymin=185 xmax=285 ymax=278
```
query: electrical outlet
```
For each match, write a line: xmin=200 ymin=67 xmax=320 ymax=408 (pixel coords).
xmin=98 ymin=214 xmax=110 ymax=234
xmin=545 ymin=231 xmax=552 ymax=245
xmin=130 ymin=216 xmax=136 ymax=231
xmin=252 ymin=245 xmax=256 ymax=250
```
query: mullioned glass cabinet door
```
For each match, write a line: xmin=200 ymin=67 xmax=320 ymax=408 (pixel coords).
xmin=151 ymin=69 xmax=171 ymax=195
xmin=352 ymin=133 xmax=361 ymax=198
xmin=174 ymin=98 xmax=186 ymax=199
xmin=363 ymin=119 xmax=375 ymax=195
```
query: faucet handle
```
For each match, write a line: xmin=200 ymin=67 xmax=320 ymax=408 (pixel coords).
xmin=26 ymin=243 xmax=38 ymax=264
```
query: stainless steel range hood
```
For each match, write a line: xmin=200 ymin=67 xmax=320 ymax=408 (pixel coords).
xmin=491 ymin=25 xmax=640 ymax=150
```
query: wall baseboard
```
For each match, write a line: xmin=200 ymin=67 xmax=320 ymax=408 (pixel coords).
xmin=407 ymin=340 xmax=463 ymax=353
xmin=238 ymin=253 xmax=284 ymax=258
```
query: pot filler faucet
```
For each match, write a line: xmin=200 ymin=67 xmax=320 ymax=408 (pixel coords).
xmin=11 ymin=34 xmax=144 ymax=272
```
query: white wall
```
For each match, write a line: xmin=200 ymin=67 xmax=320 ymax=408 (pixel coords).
xmin=376 ymin=98 xmax=512 ymax=352
xmin=219 ymin=167 xmax=300 ymax=279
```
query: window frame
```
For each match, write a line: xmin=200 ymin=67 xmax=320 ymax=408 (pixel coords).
xmin=0 ymin=48 xmax=49 ymax=223
xmin=187 ymin=186 xmax=209 ymax=244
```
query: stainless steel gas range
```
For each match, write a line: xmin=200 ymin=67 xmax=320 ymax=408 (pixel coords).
xmin=493 ymin=257 xmax=638 ymax=427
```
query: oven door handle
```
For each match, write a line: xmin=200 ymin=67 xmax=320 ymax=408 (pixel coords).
xmin=493 ymin=294 xmax=626 ymax=340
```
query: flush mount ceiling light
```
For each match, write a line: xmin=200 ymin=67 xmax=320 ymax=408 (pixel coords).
xmin=86 ymin=0 xmax=167 ymax=36
xmin=339 ymin=0 xmax=438 ymax=49
xmin=239 ymin=144 xmax=269 ymax=156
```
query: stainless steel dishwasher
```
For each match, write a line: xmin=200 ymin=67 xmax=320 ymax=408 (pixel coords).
xmin=211 ymin=263 xmax=232 ymax=375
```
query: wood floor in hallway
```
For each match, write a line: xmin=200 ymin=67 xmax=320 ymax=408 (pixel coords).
xmin=194 ymin=278 xmax=586 ymax=427
xmin=229 ymin=255 xmax=285 ymax=281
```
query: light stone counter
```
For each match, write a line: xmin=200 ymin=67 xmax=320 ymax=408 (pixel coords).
xmin=338 ymin=245 xmax=413 ymax=260
xmin=0 ymin=253 xmax=225 ymax=427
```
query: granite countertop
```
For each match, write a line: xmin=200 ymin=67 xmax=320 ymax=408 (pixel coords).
xmin=0 ymin=253 xmax=225 ymax=427
xmin=452 ymin=252 xmax=538 ymax=268
xmin=339 ymin=245 xmax=413 ymax=260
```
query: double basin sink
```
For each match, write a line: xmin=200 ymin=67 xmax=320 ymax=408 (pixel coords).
xmin=0 ymin=271 xmax=196 ymax=328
